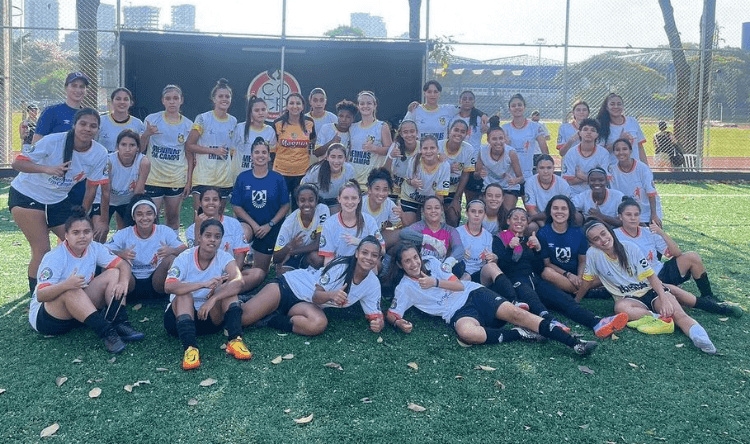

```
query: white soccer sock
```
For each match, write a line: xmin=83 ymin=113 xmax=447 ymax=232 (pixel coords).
xmin=688 ymin=323 xmax=716 ymax=354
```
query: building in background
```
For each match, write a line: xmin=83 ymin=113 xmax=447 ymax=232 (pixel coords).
xmin=123 ymin=6 xmax=160 ymax=30
xmin=24 ymin=0 xmax=59 ymax=42
xmin=167 ymin=4 xmax=196 ymax=32
xmin=97 ymin=3 xmax=116 ymax=54
xmin=350 ymin=13 xmax=386 ymax=38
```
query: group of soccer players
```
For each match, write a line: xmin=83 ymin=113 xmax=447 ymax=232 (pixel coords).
xmin=10 ymin=73 xmax=743 ymax=370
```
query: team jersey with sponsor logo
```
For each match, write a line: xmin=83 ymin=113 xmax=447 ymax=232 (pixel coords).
xmin=572 ymin=188 xmax=625 ymax=219
xmin=556 ymin=121 xmax=579 ymax=153
xmin=315 ymin=122 xmax=351 ymax=155
xmin=144 ymin=112 xmax=192 ymax=188
xmin=609 ymin=160 xmax=663 ymax=223
xmin=349 ymin=120 xmax=388 ymax=186
xmin=399 ymin=158 xmax=451 ymax=204
xmin=456 ymin=225 xmax=494 ymax=275
xmin=438 ymin=139 xmax=476 ymax=194
xmin=604 ymin=116 xmax=646 ymax=162
xmin=107 ymin=224 xmax=185 ymax=279
xmin=614 ymin=227 xmax=670 ymax=275
xmin=166 ymin=247 xmax=236 ymax=310
xmin=12 ymin=132 xmax=109 ymax=204
xmin=94 ymin=152 xmax=145 ymax=206
xmin=186 ymin=215 xmax=249 ymax=257
xmin=318 ymin=212 xmax=384 ymax=258
xmin=230 ymin=169 xmax=289 ymax=226
xmin=477 ymin=144 xmax=520 ymax=192
xmin=232 ymin=122 xmax=276 ymax=175
xmin=391 ymin=141 xmax=420 ymax=197
xmin=502 ymin=119 xmax=546 ymax=178
xmin=275 ymin=204 xmax=329 ymax=252
xmin=97 ymin=114 xmax=145 ymax=153
xmin=301 ymin=162 xmax=356 ymax=202
xmin=449 ymin=113 xmax=484 ymax=151
xmin=537 ymin=224 xmax=588 ymax=275
xmin=191 ymin=110 xmax=237 ymax=188
xmin=583 ymin=240 xmax=654 ymax=300
xmin=562 ymin=145 xmax=612 ymax=195
xmin=404 ymin=104 xmax=458 ymax=141
xmin=523 ymin=174 xmax=572 ymax=213
xmin=272 ymin=117 xmax=316 ymax=177
xmin=283 ymin=262 xmax=382 ymax=318
xmin=362 ymin=195 xmax=401 ymax=231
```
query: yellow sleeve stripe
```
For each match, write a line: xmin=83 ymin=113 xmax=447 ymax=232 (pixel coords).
xmin=191 ymin=123 xmax=204 ymax=135
xmin=637 ymin=269 xmax=654 ymax=281
xmin=583 ymin=274 xmax=595 ymax=281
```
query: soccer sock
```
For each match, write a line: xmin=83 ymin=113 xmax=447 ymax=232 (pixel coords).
xmin=694 ymin=272 xmax=713 ymax=298
xmin=176 ymin=314 xmax=198 ymax=350
xmin=267 ymin=314 xmax=294 ymax=332
xmin=28 ymin=276 xmax=37 ymax=294
xmin=483 ymin=327 xmax=520 ymax=344
xmin=224 ymin=302 xmax=243 ymax=339
xmin=103 ymin=298 xmax=124 ymax=323
xmin=693 ymin=296 xmax=732 ymax=315
xmin=490 ymin=274 xmax=516 ymax=299
xmin=84 ymin=311 xmax=112 ymax=338
xmin=688 ymin=323 xmax=716 ymax=353
xmin=538 ymin=318 xmax=577 ymax=348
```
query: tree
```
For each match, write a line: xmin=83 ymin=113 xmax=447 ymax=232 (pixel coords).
xmin=77 ymin=0 xmax=100 ymax=109
xmin=408 ymin=0 xmax=421 ymax=41
xmin=323 ymin=25 xmax=364 ymax=38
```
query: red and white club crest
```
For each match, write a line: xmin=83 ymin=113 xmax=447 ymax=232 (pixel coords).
xmin=247 ymin=70 xmax=301 ymax=120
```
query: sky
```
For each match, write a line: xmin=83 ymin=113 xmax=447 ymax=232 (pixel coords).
xmin=46 ymin=0 xmax=750 ymax=63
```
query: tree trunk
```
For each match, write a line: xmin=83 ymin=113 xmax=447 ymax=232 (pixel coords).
xmin=408 ymin=0 xmax=421 ymax=41
xmin=77 ymin=0 xmax=100 ymax=109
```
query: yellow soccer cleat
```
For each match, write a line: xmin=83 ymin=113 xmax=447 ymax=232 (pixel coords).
xmin=637 ymin=317 xmax=675 ymax=335
xmin=182 ymin=346 xmax=200 ymax=370
xmin=627 ymin=315 xmax=656 ymax=329
xmin=226 ymin=337 xmax=252 ymax=360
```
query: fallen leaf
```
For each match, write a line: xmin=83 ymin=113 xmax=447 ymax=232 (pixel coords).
xmin=108 ymin=357 xmax=116 ymax=364
xmin=495 ymin=380 xmax=505 ymax=389
xmin=719 ymin=317 xmax=729 ymax=322
xmin=455 ymin=375 xmax=463 ymax=380
xmin=271 ymin=356 xmax=283 ymax=365
xmin=139 ymin=317 xmax=149 ymax=323
xmin=675 ymin=343 xmax=685 ymax=348
xmin=579 ymin=424 xmax=589 ymax=429
xmin=628 ymin=363 xmax=639 ymax=369
xmin=407 ymin=362 xmax=419 ymax=370
xmin=578 ymin=365 xmax=594 ymax=375
xmin=407 ymin=402 xmax=426 ymax=412
xmin=294 ymin=413 xmax=314 ymax=424
xmin=0 ymin=388 xmax=5 ymax=394
xmin=132 ymin=303 xmax=142 ymax=311
xmin=199 ymin=378 xmax=217 ymax=387
xmin=361 ymin=397 xmax=373 ymax=403
xmin=475 ymin=365 xmax=496 ymax=371
xmin=456 ymin=338 xmax=472 ymax=347
xmin=156 ymin=367 xmax=169 ymax=372
xmin=224 ymin=329 xmax=229 ymax=337
xmin=610 ymin=334 xmax=619 ymax=341
xmin=277 ymin=333 xmax=288 ymax=337
xmin=377 ymin=336 xmax=383 ymax=343
xmin=220 ymin=343 xmax=227 ymax=350
xmin=72 ymin=357 xmax=82 ymax=364
xmin=557 ymin=411 xmax=563 ymax=417
xmin=187 ymin=398 xmax=198 ymax=406
xmin=40 ymin=423 xmax=59 ymax=438
xmin=282 ymin=354 xmax=294 ymax=360
xmin=55 ymin=376 xmax=68 ymax=387
xmin=523 ymin=426 xmax=531 ymax=431
xmin=324 ymin=362 xmax=343 ymax=370
xmin=284 ymin=409 xmax=291 ymax=413
xmin=135 ymin=380 xmax=151 ymax=386
xmin=89 ymin=387 xmax=102 ymax=398
xmin=124 ymin=385 xmax=133 ymax=393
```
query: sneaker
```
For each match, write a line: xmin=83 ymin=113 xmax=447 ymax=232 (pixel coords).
xmin=182 ymin=346 xmax=200 ymax=370
xmin=551 ymin=320 xmax=571 ymax=334
xmin=514 ymin=302 xmax=530 ymax=311
xmin=627 ymin=314 xmax=656 ymax=329
xmin=226 ymin=337 xmax=252 ymax=360
xmin=115 ymin=323 xmax=145 ymax=342
xmin=573 ymin=340 xmax=598 ymax=356
xmin=719 ymin=302 xmax=744 ymax=318
xmin=103 ymin=329 xmax=126 ymax=354
xmin=593 ymin=313 xmax=629 ymax=338
xmin=637 ymin=317 xmax=675 ymax=334
xmin=511 ymin=327 xmax=546 ymax=342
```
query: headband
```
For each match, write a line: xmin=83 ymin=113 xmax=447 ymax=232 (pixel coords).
xmin=587 ymin=166 xmax=608 ymax=177
xmin=131 ymin=200 xmax=157 ymax=218
xmin=466 ymin=199 xmax=486 ymax=210
xmin=584 ymin=221 xmax=606 ymax=235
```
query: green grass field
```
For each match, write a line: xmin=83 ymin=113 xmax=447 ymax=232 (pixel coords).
xmin=1 ymin=182 xmax=749 ymax=443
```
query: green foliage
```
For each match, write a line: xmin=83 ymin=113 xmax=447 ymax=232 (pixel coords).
xmin=429 ymin=35 xmax=456 ymax=77
xmin=324 ymin=25 xmax=365 ymax=38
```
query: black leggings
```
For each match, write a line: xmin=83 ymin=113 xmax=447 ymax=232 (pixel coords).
xmin=507 ymin=274 xmax=598 ymax=329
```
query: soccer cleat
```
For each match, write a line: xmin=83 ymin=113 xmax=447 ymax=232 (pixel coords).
xmin=103 ymin=329 xmax=126 ymax=354
xmin=514 ymin=302 xmax=530 ymax=311
xmin=511 ymin=327 xmax=546 ymax=342
xmin=627 ymin=314 xmax=656 ymax=329
xmin=637 ymin=317 xmax=674 ymax=335
xmin=226 ymin=337 xmax=252 ymax=360
xmin=573 ymin=340 xmax=598 ymax=356
xmin=551 ymin=320 xmax=571 ymax=334
xmin=115 ymin=323 xmax=145 ymax=342
xmin=593 ymin=313 xmax=629 ymax=339
xmin=719 ymin=302 xmax=744 ymax=318
xmin=182 ymin=346 xmax=200 ymax=370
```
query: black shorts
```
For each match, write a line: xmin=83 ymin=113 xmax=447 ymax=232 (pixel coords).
xmin=163 ymin=303 xmax=223 ymax=337
xmin=275 ymin=276 xmax=305 ymax=315
xmin=34 ymin=303 xmax=82 ymax=336
xmin=67 ymin=181 xmax=86 ymax=206
xmin=451 ymin=287 xmax=508 ymax=328
xmin=469 ymin=270 xmax=482 ymax=283
xmin=91 ymin=203 xmax=133 ymax=227
xmin=145 ymin=185 xmax=183 ymax=198
xmin=657 ymin=258 xmax=690 ymax=286
xmin=466 ymin=175 xmax=484 ymax=194
xmin=505 ymin=187 xmax=523 ymax=198
xmin=129 ymin=275 xmax=168 ymax=302
xmin=626 ymin=289 xmax=663 ymax=311
xmin=193 ymin=185 xmax=232 ymax=199
xmin=444 ymin=193 xmax=458 ymax=207
xmin=250 ymin=219 xmax=284 ymax=255
xmin=8 ymin=186 xmax=74 ymax=228
xmin=284 ymin=253 xmax=306 ymax=270
xmin=400 ymin=200 xmax=422 ymax=214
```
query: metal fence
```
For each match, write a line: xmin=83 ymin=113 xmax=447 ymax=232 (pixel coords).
xmin=1 ymin=0 xmax=748 ymax=171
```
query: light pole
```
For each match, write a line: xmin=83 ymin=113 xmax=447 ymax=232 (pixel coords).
xmin=535 ymin=38 xmax=545 ymax=111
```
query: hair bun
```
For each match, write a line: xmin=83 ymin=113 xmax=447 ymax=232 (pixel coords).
xmin=217 ymin=78 xmax=230 ymax=86
xmin=488 ymin=115 xmax=501 ymax=128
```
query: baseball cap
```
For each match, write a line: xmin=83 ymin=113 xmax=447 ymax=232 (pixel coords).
xmin=65 ymin=72 xmax=90 ymax=86
xmin=27 ymin=103 xmax=38 ymax=110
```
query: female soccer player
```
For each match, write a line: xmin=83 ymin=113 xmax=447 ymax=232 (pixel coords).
xmin=91 ymin=129 xmax=151 ymax=240
xmin=362 ymin=168 xmax=403 ymax=248
xmin=399 ymin=135 xmax=450 ymax=225
xmin=97 ymin=88 xmax=145 ymax=154
xmin=450 ymin=90 xmax=487 ymax=152
xmin=481 ymin=183 xmax=508 ymax=235
xmin=186 ymin=78 xmax=237 ymax=210
xmin=306 ymin=88 xmax=338 ymax=140
xmin=319 ymin=181 xmax=384 ymax=265
xmin=302 ymin=143 xmax=355 ymax=210
xmin=313 ymin=99 xmax=357 ymax=158
xmin=456 ymin=199 xmax=495 ymax=282
xmin=164 ymin=219 xmax=250 ymax=369
xmin=596 ymin=93 xmax=648 ymax=164
xmin=609 ymin=138 xmax=663 ymax=226
xmin=475 ymin=118 xmax=523 ymax=211
xmin=386 ymin=242 xmax=598 ymax=355
xmin=578 ymin=220 xmax=718 ymax=353
xmin=107 ymin=195 xmax=186 ymax=302
xmin=349 ymin=91 xmax=392 ymax=189
xmin=274 ymin=184 xmax=329 ymax=272
xmin=387 ymin=119 xmax=420 ymax=202
xmin=556 ymin=100 xmax=589 ymax=157
xmin=141 ymin=84 xmax=193 ymax=231
xmin=404 ymin=80 xmax=458 ymax=141
xmin=232 ymin=138 xmax=289 ymax=292
xmin=572 ymin=168 xmax=623 ymax=227
xmin=273 ymin=93 xmax=316 ymax=196
xmin=439 ymin=119 xmax=476 ymax=227
xmin=502 ymin=94 xmax=549 ymax=180
xmin=561 ymin=118 xmax=611 ymax=196
xmin=10 ymin=108 xmax=109 ymax=293
xmin=29 ymin=208 xmax=138 ymax=354
xmin=537 ymin=195 xmax=588 ymax=294
xmin=233 ymin=95 xmax=276 ymax=175
xmin=524 ymin=155 xmax=572 ymax=229
xmin=32 ymin=71 xmax=88 ymax=144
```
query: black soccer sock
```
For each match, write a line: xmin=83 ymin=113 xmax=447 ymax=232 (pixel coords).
xmin=84 ymin=311 xmax=112 ymax=338
xmin=693 ymin=296 xmax=731 ymax=315
xmin=176 ymin=314 xmax=198 ymax=350
xmin=267 ymin=314 xmax=294 ymax=332
xmin=538 ymin=318 xmax=577 ymax=348
xmin=484 ymin=327 xmax=520 ymax=344
xmin=111 ymin=301 xmax=130 ymax=326
xmin=28 ymin=276 xmax=37 ymax=294
xmin=490 ymin=274 xmax=516 ymax=299
xmin=695 ymin=272 xmax=713 ymax=298
xmin=224 ymin=302 xmax=243 ymax=339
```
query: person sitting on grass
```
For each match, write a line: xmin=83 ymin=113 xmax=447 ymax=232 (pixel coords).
xmin=572 ymin=167 xmax=623 ymax=227
xmin=164 ymin=220 xmax=251 ymax=370
xmin=362 ymin=167 xmax=403 ymax=249
xmin=29 ymin=207 xmax=140 ymax=354
xmin=241 ymin=236 xmax=384 ymax=336
xmin=273 ymin=184 xmax=329 ymax=273
xmin=524 ymin=154 xmax=572 ymax=230
xmin=107 ymin=195 xmax=186 ymax=303
xmin=385 ymin=242 xmax=598 ymax=355
xmin=576 ymin=220 xmax=718 ymax=354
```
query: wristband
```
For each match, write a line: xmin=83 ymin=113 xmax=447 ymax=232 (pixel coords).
xmin=563 ymin=271 xmax=569 ymax=278
xmin=434 ymin=278 xmax=440 ymax=288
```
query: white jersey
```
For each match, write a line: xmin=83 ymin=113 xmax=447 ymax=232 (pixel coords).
xmin=166 ymin=248 xmax=236 ymax=310
xmin=399 ymin=158 xmax=451 ymax=204
xmin=349 ymin=120 xmax=388 ymax=186
xmin=438 ymin=139 xmax=476 ymax=194
xmin=478 ymin=144 xmax=519 ymax=191
xmin=391 ymin=142 xmax=420 ymax=197
xmin=97 ymin=114 xmax=145 ymax=153
xmin=449 ymin=113 xmax=484 ymax=151
xmin=315 ymin=123 xmax=351 ymax=153
xmin=482 ymin=215 xmax=500 ymax=236
xmin=573 ymin=188 xmax=624 ymax=219
xmin=144 ymin=112 xmax=193 ymax=188
xmin=523 ymin=174 xmax=572 ymax=213
xmin=456 ymin=225 xmax=494 ymax=275
xmin=12 ymin=132 xmax=109 ymax=204
xmin=389 ymin=256 xmax=482 ymax=323
xmin=185 ymin=216 xmax=249 ymax=256
xmin=583 ymin=240 xmax=654 ymax=300
xmin=305 ymin=111 xmax=338 ymax=137
xmin=319 ymin=212 xmax=384 ymax=259
xmin=232 ymin=122 xmax=277 ymax=175
xmin=275 ymin=204 xmax=330 ymax=252
xmin=556 ymin=121 xmax=579 ymax=153
xmin=614 ymin=227 xmax=669 ymax=275
xmin=30 ymin=241 xmax=121 ymax=330
xmin=362 ymin=195 xmax=401 ymax=231
xmin=301 ymin=163 xmax=356 ymax=201
xmin=609 ymin=160 xmax=663 ymax=223
xmin=191 ymin=110 xmax=238 ymax=188
xmin=404 ymin=104 xmax=458 ymax=141
xmin=107 ymin=224 xmax=185 ymax=279
xmin=283 ymin=262 xmax=382 ymax=318
xmin=561 ymin=145 xmax=612 ymax=195
xmin=537 ymin=121 xmax=551 ymax=143
xmin=604 ymin=116 xmax=646 ymax=162
xmin=95 ymin=152 xmax=145 ymax=206
xmin=502 ymin=119 xmax=546 ymax=178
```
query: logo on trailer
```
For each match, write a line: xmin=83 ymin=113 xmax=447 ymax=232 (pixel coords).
xmin=248 ymin=70 xmax=302 ymax=120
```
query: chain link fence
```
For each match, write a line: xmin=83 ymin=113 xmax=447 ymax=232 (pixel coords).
xmin=1 ymin=0 xmax=748 ymax=171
